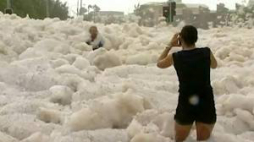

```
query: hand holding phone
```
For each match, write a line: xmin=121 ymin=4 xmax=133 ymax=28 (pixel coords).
xmin=169 ymin=33 xmax=181 ymax=47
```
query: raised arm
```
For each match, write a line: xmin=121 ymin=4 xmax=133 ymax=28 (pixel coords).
xmin=157 ymin=33 xmax=180 ymax=69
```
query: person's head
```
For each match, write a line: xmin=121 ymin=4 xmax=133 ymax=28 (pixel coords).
xmin=179 ymin=25 xmax=198 ymax=48
xmin=89 ymin=26 xmax=98 ymax=38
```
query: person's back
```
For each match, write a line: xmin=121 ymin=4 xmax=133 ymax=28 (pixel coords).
xmin=173 ymin=47 xmax=211 ymax=90
xmin=173 ymin=47 xmax=216 ymax=130
xmin=157 ymin=25 xmax=217 ymax=142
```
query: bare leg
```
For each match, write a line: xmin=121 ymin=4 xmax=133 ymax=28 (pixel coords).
xmin=196 ymin=122 xmax=215 ymax=141
xmin=175 ymin=122 xmax=192 ymax=142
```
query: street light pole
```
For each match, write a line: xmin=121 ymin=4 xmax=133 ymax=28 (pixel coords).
xmin=77 ymin=0 xmax=80 ymax=16
xmin=80 ymin=0 xmax=83 ymax=12
xmin=5 ymin=0 xmax=13 ymax=14
xmin=169 ymin=2 xmax=172 ymax=23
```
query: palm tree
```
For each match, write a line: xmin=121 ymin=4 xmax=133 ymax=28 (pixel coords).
xmin=93 ymin=4 xmax=100 ymax=13
xmin=134 ymin=3 xmax=141 ymax=16
xmin=88 ymin=4 xmax=93 ymax=13
xmin=79 ymin=6 xmax=87 ymax=15
xmin=91 ymin=4 xmax=100 ymax=22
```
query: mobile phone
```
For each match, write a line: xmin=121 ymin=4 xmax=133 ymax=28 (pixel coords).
xmin=177 ymin=35 xmax=181 ymax=46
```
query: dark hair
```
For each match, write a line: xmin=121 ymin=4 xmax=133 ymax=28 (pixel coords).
xmin=180 ymin=25 xmax=198 ymax=46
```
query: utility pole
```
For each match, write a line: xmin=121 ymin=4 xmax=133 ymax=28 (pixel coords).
xmin=5 ymin=0 xmax=13 ymax=14
xmin=169 ymin=2 xmax=172 ymax=23
xmin=45 ymin=0 xmax=50 ymax=17
xmin=77 ymin=0 xmax=80 ymax=16
xmin=167 ymin=1 xmax=176 ymax=23
xmin=80 ymin=0 xmax=83 ymax=12
xmin=93 ymin=6 xmax=95 ymax=23
xmin=6 ymin=0 xmax=11 ymax=8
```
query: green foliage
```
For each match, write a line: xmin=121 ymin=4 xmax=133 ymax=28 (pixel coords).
xmin=0 ymin=1 xmax=7 ymax=12
xmin=0 ymin=0 xmax=69 ymax=20
xmin=232 ymin=3 xmax=254 ymax=22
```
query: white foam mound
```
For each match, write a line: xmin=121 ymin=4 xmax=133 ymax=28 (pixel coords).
xmin=93 ymin=51 xmax=122 ymax=70
xmin=126 ymin=119 xmax=143 ymax=138
xmin=127 ymin=110 xmax=175 ymax=140
xmin=73 ymin=42 xmax=92 ymax=52
xmin=0 ymin=99 xmax=45 ymax=115
xmin=130 ymin=133 xmax=169 ymax=142
xmin=125 ymin=53 xmax=153 ymax=65
xmin=235 ymin=109 xmax=254 ymax=130
xmin=55 ymin=64 xmax=91 ymax=81
xmin=51 ymin=59 xmax=69 ymax=68
xmin=68 ymin=108 xmax=111 ymax=131
xmin=219 ymin=94 xmax=254 ymax=113
xmin=0 ymin=63 xmax=56 ymax=91
xmin=72 ymin=56 xmax=90 ymax=70
xmin=68 ymin=91 xmax=149 ymax=131
xmin=0 ymin=131 xmax=18 ymax=142
xmin=0 ymin=114 xmax=54 ymax=140
xmin=37 ymin=108 xmax=62 ymax=124
xmin=49 ymin=85 xmax=73 ymax=105
xmin=21 ymin=132 xmax=50 ymax=142
xmin=34 ymin=39 xmax=70 ymax=55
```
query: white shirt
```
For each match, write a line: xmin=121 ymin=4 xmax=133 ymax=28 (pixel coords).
xmin=87 ymin=34 xmax=105 ymax=50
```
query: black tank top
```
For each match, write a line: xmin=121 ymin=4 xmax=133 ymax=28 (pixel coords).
xmin=173 ymin=47 xmax=212 ymax=94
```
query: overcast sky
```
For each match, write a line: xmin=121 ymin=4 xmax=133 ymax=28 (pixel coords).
xmin=60 ymin=0 xmax=248 ymax=15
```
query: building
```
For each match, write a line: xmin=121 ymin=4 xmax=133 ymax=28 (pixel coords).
xmin=86 ymin=11 xmax=125 ymax=24
xmin=97 ymin=11 xmax=125 ymax=24
xmin=136 ymin=1 xmax=210 ymax=27
xmin=98 ymin=11 xmax=124 ymax=17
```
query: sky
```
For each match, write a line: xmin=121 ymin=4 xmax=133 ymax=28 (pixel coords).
xmin=60 ymin=0 xmax=248 ymax=15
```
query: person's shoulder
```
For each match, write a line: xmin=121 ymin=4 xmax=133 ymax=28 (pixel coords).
xmin=196 ymin=47 xmax=210 ymax=53
xmin=198 ymin=47 xmax=211 ymax=57
xmin=199 ymin=47 xmax=210 ymax=51
xmin=173 ymin=50 xmax=183 ymax=58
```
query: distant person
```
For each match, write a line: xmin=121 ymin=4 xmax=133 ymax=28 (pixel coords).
xmin=157 ymin=25 xmax=217 ymax=142
xmin=86 ymin=26 xmax=105 ymax=50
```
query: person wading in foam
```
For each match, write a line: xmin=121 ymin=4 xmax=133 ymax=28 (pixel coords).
xmin=157 ymin=25 xmax=218 ymax=142
xmin=86 ymin=26 xmax=105 ymax=50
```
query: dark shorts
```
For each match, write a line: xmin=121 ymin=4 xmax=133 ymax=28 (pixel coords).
xmin=174 ymin=88 xmax=217 ymax=125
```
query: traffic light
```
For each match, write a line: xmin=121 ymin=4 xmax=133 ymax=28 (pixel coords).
xmin=171 ymin=2 xmax=176 ymax=16
xmin=163 ymin=7 xmax=170 ymax=17
xmin=163 ymin=2 xmax=176 ymax=23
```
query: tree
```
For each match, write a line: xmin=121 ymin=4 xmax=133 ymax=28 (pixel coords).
xmin=0 ymin=1 xmax=7 ymax=12
xmin=93 ymin=5 xmax=100 ymax=13
xmin=48 ymin=0 xmax=68 ymax=20
xmin=134 ymin=3 xmax=141 ymax=16
xmin=79 ymin=7 xmax=87 ymax=15
xmin=86 ymin=4 xmax=100 ymax=22
xmin=217 ymin=3 xmax=229 ymax=14
xmin=233 ymin=3 xmax=254 ymax=22
xmin=0 ymin=0 xmax=69 ymax=20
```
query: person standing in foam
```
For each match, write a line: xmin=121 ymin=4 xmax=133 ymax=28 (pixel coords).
xmin=86 ymin=26 xmax=105 ymax=50
xmin=157 ymin=25 xmax=218 ymax=142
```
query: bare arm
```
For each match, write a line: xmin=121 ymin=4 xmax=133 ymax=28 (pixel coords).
xmin=157 ymin=33 xmax=180 ymax=69
xmin=157 ymin=46 xmax=174 ymax=68
xmin=210 ymin=50 xmax=217 ymax=69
